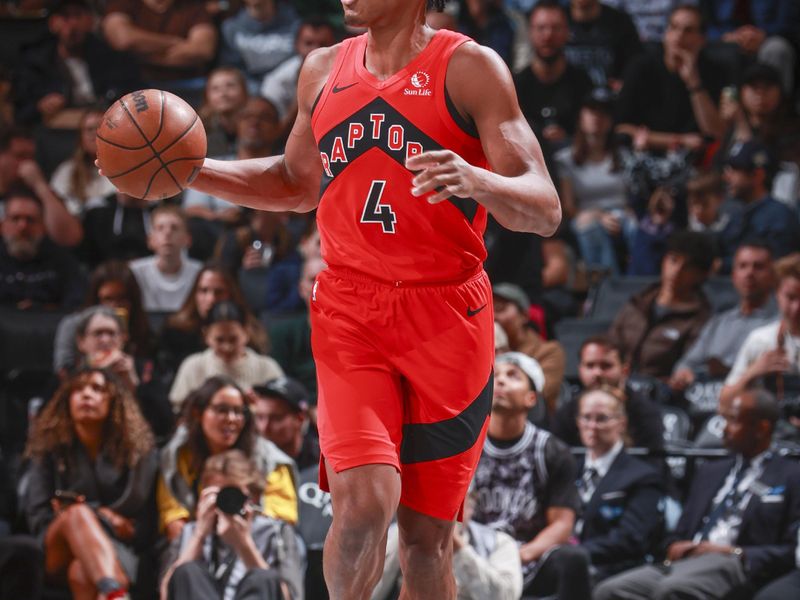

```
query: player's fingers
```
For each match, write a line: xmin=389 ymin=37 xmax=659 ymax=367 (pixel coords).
xmin=412 ymin=173 xmax=460 ymax=197
xmin=410 ymin=163 xmax=454 ymax=189
xmin=405 ymin=150 xmax=454 ymax=171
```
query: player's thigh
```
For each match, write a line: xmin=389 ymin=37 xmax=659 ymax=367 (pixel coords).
xmin=394 ymin=274 xmax=495 ymax=520
xmin=311 ymin=275 xmax=405 ymax=473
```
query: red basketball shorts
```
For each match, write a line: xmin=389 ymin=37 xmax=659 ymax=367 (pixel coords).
xmin=310 ymin=266 xmax=494 ymax=521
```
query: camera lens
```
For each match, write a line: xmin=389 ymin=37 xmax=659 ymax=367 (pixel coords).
xmin=216 ymin=486 xmax=247 ymax=516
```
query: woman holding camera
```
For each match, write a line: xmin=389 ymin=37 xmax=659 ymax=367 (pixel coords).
xmin=161 ymin=449 xmax=303 ymax=600
xmin=158 ymin=376 xmax=298 ymax=545
xmin=24 ymin=368 xmax=159 ymax=600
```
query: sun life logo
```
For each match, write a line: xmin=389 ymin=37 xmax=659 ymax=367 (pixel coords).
xmin=405 ymin=71 xmax=432 ymax=97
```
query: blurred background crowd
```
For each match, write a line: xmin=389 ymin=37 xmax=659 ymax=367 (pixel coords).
xmin=0 ymin=0 xmax=799 ymax=599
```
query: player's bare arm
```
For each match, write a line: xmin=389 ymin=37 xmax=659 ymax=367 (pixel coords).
xmin=187 ymin=46 xmax=338 ymax=213
xmin=406 ymin=42 xmax=561 ymax=236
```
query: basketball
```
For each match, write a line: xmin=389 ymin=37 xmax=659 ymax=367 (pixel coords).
xmin=96 ymin=89 xmax=206 ymax=201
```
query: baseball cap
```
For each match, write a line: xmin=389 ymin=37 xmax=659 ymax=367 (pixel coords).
xmin=252 ymin=376 xmax=309 ymax=412
xmin=741 ymin=63 xmax=782 ymax=89
xmin=726 ymin=140 xmax=774 ymax=172
xmin=581 ymin=87 xmax=616 ymax=113
xmin=496 ymin=352 xmax=545 ymax=394
xmin=492 ymin=283 xmax=531 ymax=315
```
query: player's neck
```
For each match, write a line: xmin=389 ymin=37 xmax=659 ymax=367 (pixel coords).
xmin=488 ymin=414 xmax=528 ymax=441
xmin=364 ymin=20 xmax=434 ymax=82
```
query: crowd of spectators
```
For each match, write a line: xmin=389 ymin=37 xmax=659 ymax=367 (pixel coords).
xmin=1 ymin=0 xmax=799 ymax=598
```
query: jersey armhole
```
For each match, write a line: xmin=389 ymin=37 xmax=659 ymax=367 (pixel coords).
xmin=310 ymin=41 xmax=353 ymax=129
xmin=444 ymin=85 xmax=479 ymax=139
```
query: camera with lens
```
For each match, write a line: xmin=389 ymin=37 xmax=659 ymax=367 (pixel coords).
xmin=216 ymin=486 xmax=248 ymax=517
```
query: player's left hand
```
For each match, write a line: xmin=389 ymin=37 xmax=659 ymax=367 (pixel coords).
xmin=406 ymin=150 xmax=481 ymax=204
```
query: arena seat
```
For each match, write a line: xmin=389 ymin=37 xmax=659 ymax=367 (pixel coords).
xmin=553 ymin=318 xmax=612 ymax=382
xmin=587 ymin=276 xmax=657 ymax=320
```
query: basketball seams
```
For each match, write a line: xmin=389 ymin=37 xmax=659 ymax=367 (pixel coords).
xmin=119 ymin=95 xmax=183 ymax=194
xmin=98 ymin=89 xmax=206 ymax=200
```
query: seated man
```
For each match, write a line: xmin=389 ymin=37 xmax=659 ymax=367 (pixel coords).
xmin=564 ymin=0 xmax=642 ymax=88
xmin=14 ymin=0 xmax=139 ymax=128
xmin=0 ymin=186 xmax=84 ymax=310
xmin=608 ymin=230 xmax=713 ymax=380
xmin=251 ymin=376 xmax=319 ymax=471
xmin=220 ymin=0 xmax=300 ymax=91
xmin=671 ymin=240 xmax=777 ymax=391
xmin=493 ymin=282 xmax=566 ymax=415
xmin=0 ymin=129 xmax=82 ymax=247
xmin=595 ymin=389 xmax=800 ymax=599
xmin=616 ymin=4 xmax=727 ymax=151
xmin=472 ymin=352 xmax=589 ymax=600
xmin=514 ymin=1 xmax=594 ymax=156
xmin=719 ymin=140 xmax=800 ymax=271
xmin=102 ymin=0 xmax=217 ymax=94
xmin=551 ymin=334 xmax=664 ymax=453
xmin=574 ymin=386 xmax=663 ymax=581
xmin=129 ymin=205 xmax=202 ymax=312
xmin=721 ymin=253 xmax=800 ymax=410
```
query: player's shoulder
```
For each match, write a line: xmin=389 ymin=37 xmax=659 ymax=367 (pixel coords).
xmin=301 ymin=43 xmax=345 ymax=81
xmin=447 ymin=40 xmax=515 ymax=108
xmin=449 ymin=39 xmax=510 ymax=78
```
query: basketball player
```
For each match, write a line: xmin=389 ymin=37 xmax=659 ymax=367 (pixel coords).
xmin=185 ymin=1 xmax=558 ymax=598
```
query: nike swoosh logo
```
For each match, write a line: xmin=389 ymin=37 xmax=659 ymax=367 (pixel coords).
xmin=332 ymin=82 xmax=358 ymax=94
xmin=466 ymin=304 xmax=487 ymax=317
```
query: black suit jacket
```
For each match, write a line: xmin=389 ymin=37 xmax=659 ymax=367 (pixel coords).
xmin=670 ymin=453 xmax=800 ymax=585
xmin=577 ymin=450 xmax=663 ymax=577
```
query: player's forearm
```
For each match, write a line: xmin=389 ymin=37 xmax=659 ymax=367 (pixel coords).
xmin=191 ymin=157 xmax=317 ymax=213
xmin=473 ymin=168 xmax=561 ymax=236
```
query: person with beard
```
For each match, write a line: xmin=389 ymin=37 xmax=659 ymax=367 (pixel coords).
xmin=718 ymin=141 xmax=800 ymax=271
xmin=514 ymin=0 xmax=594 ymax=152
xmin=616 ymin=4 xmax=726 ymax=151
xmin=0 ymin=186 xmax=84 ymax=310
xmin=514 ymin=0 xmax=592 ymax=149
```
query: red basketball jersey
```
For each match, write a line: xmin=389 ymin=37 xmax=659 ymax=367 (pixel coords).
xmin=311 ymin=30 xmax=489 ymax=283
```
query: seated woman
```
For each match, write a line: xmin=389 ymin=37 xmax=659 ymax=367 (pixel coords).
xmin=54 ymin=259 xmax=153 ymax=375
xmin=49 ymin=108 xmax=116 ymax=217
xmin=158 ymin=376 xmax=298 ymax=546
xmin=169 ymin=300 xmax=282 ymax=414
xmin=71 ymin=305 xmax=173 ymax=442
xmin=24 ymin=368 xmax=159 ymax=600
xmin=161 ymin=449 xmax=304 ymax=600
xmin=556 ymin=88 xmax=635 ymax=274
xmin=159 ymin=264 xmax=269 ymax=375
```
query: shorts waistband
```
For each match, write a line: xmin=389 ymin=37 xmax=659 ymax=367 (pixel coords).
xmin=324 ymin=265 xmax=485 ymax=288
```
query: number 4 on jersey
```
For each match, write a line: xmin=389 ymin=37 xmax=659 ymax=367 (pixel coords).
xmin=360 ymin=180 xmax=397 ymax=234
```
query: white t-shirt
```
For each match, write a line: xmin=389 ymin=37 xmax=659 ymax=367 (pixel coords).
xmin=554 ymin=147 xmax=629 ymax=213
xmin=50 ymin=160 xmax=115 ymax=216
xmin=726 ymin=320 xmax=800 ymax=384
xmin=129 ymin=255 xmax=202 ymax=312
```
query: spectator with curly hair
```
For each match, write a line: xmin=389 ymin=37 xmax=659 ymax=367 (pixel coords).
xmin=158 ymin=376 xmax=298 ymax=545
xmin=24 ymin=368 xmax=159 ymax=600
